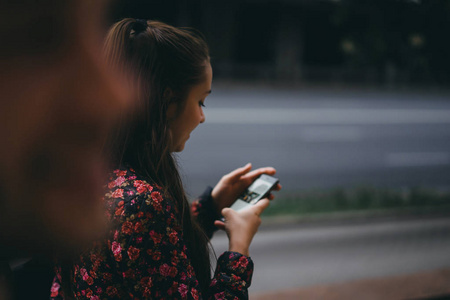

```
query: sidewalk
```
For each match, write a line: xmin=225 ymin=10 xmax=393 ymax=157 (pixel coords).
xmin=251 ymin=268 xmax=450 ymax=300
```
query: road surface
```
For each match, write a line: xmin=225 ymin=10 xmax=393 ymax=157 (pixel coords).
xmin=178 ymin=84 xmax=450 ymax=197
xmin=210 ymin=215 xmax=450 ymax=294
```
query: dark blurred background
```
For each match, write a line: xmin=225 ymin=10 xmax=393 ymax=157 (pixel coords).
xmin=109 ymin=0 xmax=450 ymax=87
xmin=108 ymin=1 xmax=450 ymax=298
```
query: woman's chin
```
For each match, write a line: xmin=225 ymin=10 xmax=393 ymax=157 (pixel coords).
xmin=172 ymin=142 xmax=187 ymax=153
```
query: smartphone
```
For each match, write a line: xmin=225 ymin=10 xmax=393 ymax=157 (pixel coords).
xmin=229 ymin=174 xmax=279 ymax=212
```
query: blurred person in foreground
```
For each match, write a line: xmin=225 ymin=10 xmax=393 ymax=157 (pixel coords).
xmin=52 ymin=18 xmax=281 ymax=299
xmin=0 ymin=1 xmax=131 ymax=298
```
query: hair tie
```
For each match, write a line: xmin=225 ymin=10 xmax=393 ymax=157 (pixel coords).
xmin=132 ymin=19 xmax=148 ymax=34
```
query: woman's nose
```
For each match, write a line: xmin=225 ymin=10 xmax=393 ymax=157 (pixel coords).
xmin=200 ymin=109 xmax=206 ymax=124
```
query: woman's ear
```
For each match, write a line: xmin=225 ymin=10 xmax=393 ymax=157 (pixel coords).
xmin=166 ymin=102 xmax=177 ymax=121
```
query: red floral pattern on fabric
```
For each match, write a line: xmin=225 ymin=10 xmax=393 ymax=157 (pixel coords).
xmin=51 ymin=168 xmax=253 ymax=299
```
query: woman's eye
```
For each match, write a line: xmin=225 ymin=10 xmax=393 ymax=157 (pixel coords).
xmin=199 ymin=101 xmax=205 ymax=108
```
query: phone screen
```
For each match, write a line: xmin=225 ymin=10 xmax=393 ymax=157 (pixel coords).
xmin=228 ymin=174 xmax=279 ymax=213
xmin=238 ymin=177 xmax=273 ymax=205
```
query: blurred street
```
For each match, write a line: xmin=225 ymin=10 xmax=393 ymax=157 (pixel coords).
xmin=210 ymin=215 xmax=450 ymax=295
xmin=179 ymin=84 xmax=450 ymax=197
xmin=181 ymin=84 xmax=450 ymax=296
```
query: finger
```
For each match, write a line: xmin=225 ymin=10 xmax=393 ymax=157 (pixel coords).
xmin=268 ymin=193 xmax=275 ymax=200
xmin=241 ymin=167 xmax=276 ymax=181
xmin=214 ymin=220 xmax=226 ymax=230
xmin=252 ymin=198 xmax=270 ymax=215
xmin=221 ymin=207 xmax=234 ymax=219
xmin=224 ymin=163 xmax=252 ymax=181
xmin=273 ymin=183 xmax=282 ymax=191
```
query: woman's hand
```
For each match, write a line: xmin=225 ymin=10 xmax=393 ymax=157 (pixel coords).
xmin=214 ymin=199 xmax=270 ymax=257
xmin=211 ymin=163 xmax=281 ymax=213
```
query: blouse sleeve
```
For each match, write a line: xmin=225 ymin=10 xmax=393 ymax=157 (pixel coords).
xmin=208 ymin=251 xmax=254 ymax=300
xmin=54 ymin=174 xmax=254 ymax=299
xmin=191 ymin=186 xmax=222 ymax=239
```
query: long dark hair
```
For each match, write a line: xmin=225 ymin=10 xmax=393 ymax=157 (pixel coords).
xmin=104 ymin=18 xmax=212 ymax=293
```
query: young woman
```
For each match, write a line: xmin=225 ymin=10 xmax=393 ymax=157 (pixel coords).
xmin=51 ymin=18 xmax=280 ymax=299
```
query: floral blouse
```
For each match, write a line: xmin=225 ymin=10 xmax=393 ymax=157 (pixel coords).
xmin=50 ymin=168 xmax=253 ymax=299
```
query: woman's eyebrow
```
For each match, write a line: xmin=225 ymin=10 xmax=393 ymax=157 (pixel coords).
xmin=205 ymin=90 xmax=212 ymax=95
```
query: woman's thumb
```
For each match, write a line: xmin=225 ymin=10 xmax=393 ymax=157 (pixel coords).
xmin=221 ymin=207 xmax=234 ymax=220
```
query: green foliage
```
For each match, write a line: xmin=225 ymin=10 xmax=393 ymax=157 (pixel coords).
xmin=264 ymin=186 xmax=450 ymax=217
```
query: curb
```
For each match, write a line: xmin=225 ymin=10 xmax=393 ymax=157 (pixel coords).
xmin=250 ymin=268 xmax=450 ymax=300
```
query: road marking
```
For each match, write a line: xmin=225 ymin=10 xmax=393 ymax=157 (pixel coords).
xmin=300 ymin=126 xmax=362 ymax=142
xmin=204 ymin=108 xmax=450 ymax=124
xmin=386 ymin=152 xmax=450 ymax=167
